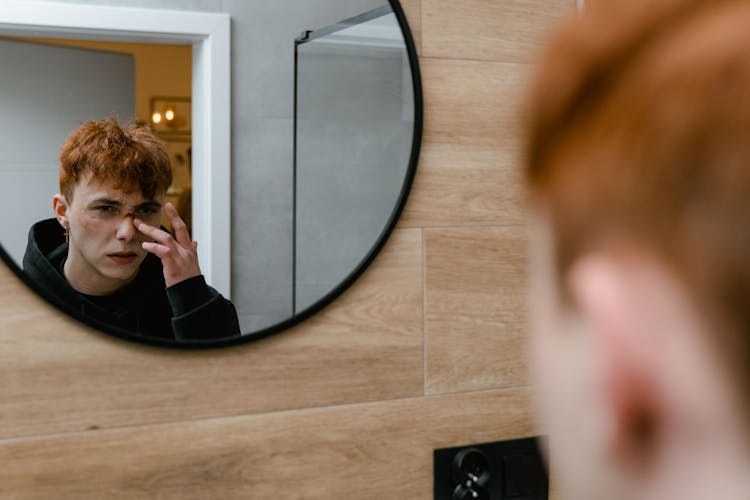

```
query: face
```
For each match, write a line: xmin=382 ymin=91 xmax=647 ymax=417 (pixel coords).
xmin=56 ymin=173 xmax=164 ymax=295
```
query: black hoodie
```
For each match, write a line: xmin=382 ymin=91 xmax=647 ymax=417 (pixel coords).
xmin=22 ymin=218 xmax=240 ymax=342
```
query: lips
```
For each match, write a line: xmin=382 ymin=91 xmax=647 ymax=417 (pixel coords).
xmin=108 ymin=251 xmax=139 ymax=264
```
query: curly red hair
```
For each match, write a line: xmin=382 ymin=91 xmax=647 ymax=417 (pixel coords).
xmin=59 ymin=118 xmax=172 ymax=202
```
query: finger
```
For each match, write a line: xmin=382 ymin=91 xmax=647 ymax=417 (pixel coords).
xmin=134 ymin=218 xmax=174 ymax=247
xmin=142 ymin=241 xmax=172 ymax=259
xmin=164 ymin=202 xmax=192 ymax=248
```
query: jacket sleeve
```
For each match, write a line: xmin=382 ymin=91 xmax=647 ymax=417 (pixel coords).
xmin=165 ymin=275 xmax=241 ymax=340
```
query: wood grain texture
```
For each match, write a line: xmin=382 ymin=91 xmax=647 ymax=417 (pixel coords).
xmin=0 ymin=387 xmax=535 ymax=499
xmin=0 ymin=229 xmax=423 ymax=439
xmin=422 ymin=0 xmax=574 ymax=63
xmin=401 ymin=58 xmax=530 ymax=228
xmin=0 ymin=0 xmax=568 ymax=497
xmin=424 ymin=226 xmax=529 ymax=395
xmin=399 ymin=0 xmax=422 ymax=54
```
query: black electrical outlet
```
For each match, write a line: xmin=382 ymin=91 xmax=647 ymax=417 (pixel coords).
xmin=434 ymin=437 xmax=548 ymax=500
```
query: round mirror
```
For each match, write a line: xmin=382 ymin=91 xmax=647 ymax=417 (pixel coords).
xmin=0 ymin=0 xmax=421 ymax=348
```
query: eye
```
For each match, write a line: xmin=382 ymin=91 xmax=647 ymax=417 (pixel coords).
xmin=136 ymin=206 xmax=159 ymax=216
xmin=94 ymin=205 xmax=117 ymax=214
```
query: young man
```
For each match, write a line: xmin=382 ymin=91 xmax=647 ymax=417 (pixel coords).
xmin=23 ymin=118 xmax=240 ymax=341
xmin=524 ymin=0 xmax=750 ymax=498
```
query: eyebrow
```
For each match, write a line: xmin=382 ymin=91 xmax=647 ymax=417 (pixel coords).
xmin=89 ymin=198 xmax=162 ymax=210
xmin=89 ymin=197 xmax=122 ymax=206
xmin=136 ymin=201 xmax=163 ymax=210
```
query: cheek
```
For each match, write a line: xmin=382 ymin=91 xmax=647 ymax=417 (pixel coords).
xmin=69 ymin=211 xmax=90 ymax=234
xmin=528 ymin=269 xmax=563 ymax=394
xmin=531 ymin=329 xmax=569 ymax=431
xmin=77 ymin=216 xmax=106 ymax=236
xmin=72 ymin=214 xmax=116 ymax=246
xmin=528 ymin=266 xmax=592 ymax=437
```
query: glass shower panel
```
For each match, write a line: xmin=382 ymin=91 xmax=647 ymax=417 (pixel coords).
xmin=294 ymin=5 xmax=415 ymax=313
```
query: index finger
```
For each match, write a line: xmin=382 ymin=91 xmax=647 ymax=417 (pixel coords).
xmin=133 ymin=218 xmax=173 ymax=246
xmin=164 ymin=202 xmax=192 ymax=248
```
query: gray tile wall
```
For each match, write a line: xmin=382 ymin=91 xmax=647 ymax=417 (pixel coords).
xmin=295 ymin=40 xmax=413 ymax=312
xmin=223 ymin=0 xmax=389 ymax=333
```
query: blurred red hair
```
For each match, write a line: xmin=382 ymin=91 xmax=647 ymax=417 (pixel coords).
xmin=525 ymin=0 xmax=750 ymax=404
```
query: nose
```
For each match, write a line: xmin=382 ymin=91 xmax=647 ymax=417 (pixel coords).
xmin=115 ymin=215 xmax=137 ymax=242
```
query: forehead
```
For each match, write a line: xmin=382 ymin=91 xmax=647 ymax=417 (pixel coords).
xmin=71 ymin=173 xmax=164 ymax=205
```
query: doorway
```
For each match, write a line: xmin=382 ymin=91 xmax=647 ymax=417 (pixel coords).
xmin=0 ymin=2 xmax=231 ymax=297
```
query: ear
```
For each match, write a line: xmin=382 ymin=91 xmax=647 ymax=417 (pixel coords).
xmin=566 ymin=254 xmax=660 ymax=460
xmin=52 ymin=194 xmax=69 ymax=230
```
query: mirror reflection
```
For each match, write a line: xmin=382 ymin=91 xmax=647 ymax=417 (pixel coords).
xmin=23 ymin=118 xmax=240 ymax=341
xmin=294 ymin=6 xmax=414 ymax=313
xmin=0 ymin=0 xmax=419 ymax=346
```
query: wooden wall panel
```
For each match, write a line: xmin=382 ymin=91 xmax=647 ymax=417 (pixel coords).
xmin=424 ymin=226 xmax=528 ymax=394
xmin=0 ymin=388 xmax=534 ymax=500
xmin=0 ymin=1 xmax=578 ymax=498
xmin=422 ymin=0 xmax=574 ymax=63
xmin=400 ymin=59 xmax=529 ymax=228
xmin=0 ymin=229 xmax=423 ymax=439
xmin=399 ymin=0 xmax=422 ymax=53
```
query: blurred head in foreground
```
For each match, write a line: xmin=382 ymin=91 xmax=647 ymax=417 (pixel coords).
xmin=524 ymin=1 xmax=750 ymax=498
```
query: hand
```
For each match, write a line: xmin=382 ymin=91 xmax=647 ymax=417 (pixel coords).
xmin=134 ymin=202 xmax=201 ymax=287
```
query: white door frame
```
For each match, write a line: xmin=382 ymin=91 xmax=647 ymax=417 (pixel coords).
xmin=0 ymin=1 xmax=232 ymax=298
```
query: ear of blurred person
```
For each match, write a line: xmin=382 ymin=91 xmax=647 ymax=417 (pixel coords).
xmin=529 ymin=215 xmax=750 ymax=500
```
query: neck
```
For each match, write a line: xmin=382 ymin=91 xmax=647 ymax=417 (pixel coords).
xmin=641 ymin=408 xmax=750 ymax=500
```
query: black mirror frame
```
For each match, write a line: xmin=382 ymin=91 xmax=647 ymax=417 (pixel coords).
xmin=0 ymin=0 xmax=422 ymax=350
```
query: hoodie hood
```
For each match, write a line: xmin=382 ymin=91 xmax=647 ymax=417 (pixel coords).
xmin=23 ymin=218 xmax=74 ymax=301
xmin=22 ymin=218 xmax=171 ymax=336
